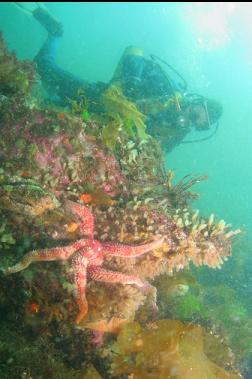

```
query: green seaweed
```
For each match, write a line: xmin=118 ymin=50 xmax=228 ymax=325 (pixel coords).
xmin=101 ymin=114 xmax=123 ymax=149
xmin=173 ymin=292 xmax=207 ymax=320
xmin=81 ymin=109 xmax=90 ymax=121
xmin=101 ymin=85 xmax=149 ymax=141
xmin=0 ymin=221 xmax=16 ymax=249
xmin=0 ymin=32 xmax=35 ymax=97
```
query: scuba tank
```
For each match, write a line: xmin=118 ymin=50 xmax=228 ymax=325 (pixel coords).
xmin=110 ymin=46 xmax=145 ymax=98
xmin=111 ymin=46 xmax=179 ymax=100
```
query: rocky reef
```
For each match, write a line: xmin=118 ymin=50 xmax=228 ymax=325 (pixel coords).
xmin=0 ymin=34 xmax=244 ymax=378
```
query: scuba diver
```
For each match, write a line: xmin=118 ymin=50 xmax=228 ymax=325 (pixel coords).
xmin=14 ymin=2 xmax=223 ymax=152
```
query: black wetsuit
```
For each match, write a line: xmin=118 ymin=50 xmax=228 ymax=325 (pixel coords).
xmin=34 ymin=35 xmax=107 ymax=111
xmin=35 ymin=34 xmax=187 ymax=151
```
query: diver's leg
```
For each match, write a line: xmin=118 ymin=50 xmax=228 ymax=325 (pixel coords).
xmin=34 ymin=33 xmax=86 ymax=104
xmin=32 ymin=5 xmax=63 ymax=67
xmin=32 ymin=7 xmax=87 ymax=103
xmin=14 ymin=3 xmax=67 ymax=99
xmin=35 ymin=34 xmax=61 ymax=66
xmin=15 ymin=3 xmax=95 ymax=105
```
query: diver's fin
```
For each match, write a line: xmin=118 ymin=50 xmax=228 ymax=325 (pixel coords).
xmin=32 ymin=6 xmax=63 ymax=36
xmin=13 ymin=2 xmax=46 ymax=16
xmin=14 ymin=2 xmax=63 ymax=37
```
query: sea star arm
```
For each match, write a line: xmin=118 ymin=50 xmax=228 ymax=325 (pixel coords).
xmin=65 ymin=200 xmax=94 ymax=238
xmin=101 ymin=238 xmax=164 ymax=258
xmin=88 ymin=266 xmax=157 ymax=308
xmin=4 ymin=240 xmax=83 ymax=274
xmin=72 ymin=252 xmax=89 ymax=324
xmin=88 ymin=265 xmax=146 ymax=286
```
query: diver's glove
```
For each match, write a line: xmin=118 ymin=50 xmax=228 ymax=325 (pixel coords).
xmin=32 ymin=7 xmax=63 ymax=37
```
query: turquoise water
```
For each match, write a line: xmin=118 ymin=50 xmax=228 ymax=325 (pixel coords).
xmin=1 ymin=2 xmax=252 ymax=378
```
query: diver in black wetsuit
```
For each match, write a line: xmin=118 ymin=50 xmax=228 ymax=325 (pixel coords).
xmin=15 ymin=3 xmax=223 ymax=152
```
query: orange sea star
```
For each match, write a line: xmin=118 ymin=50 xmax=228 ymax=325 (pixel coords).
xmin=3 ymin=201 xmax=163 ymax=323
